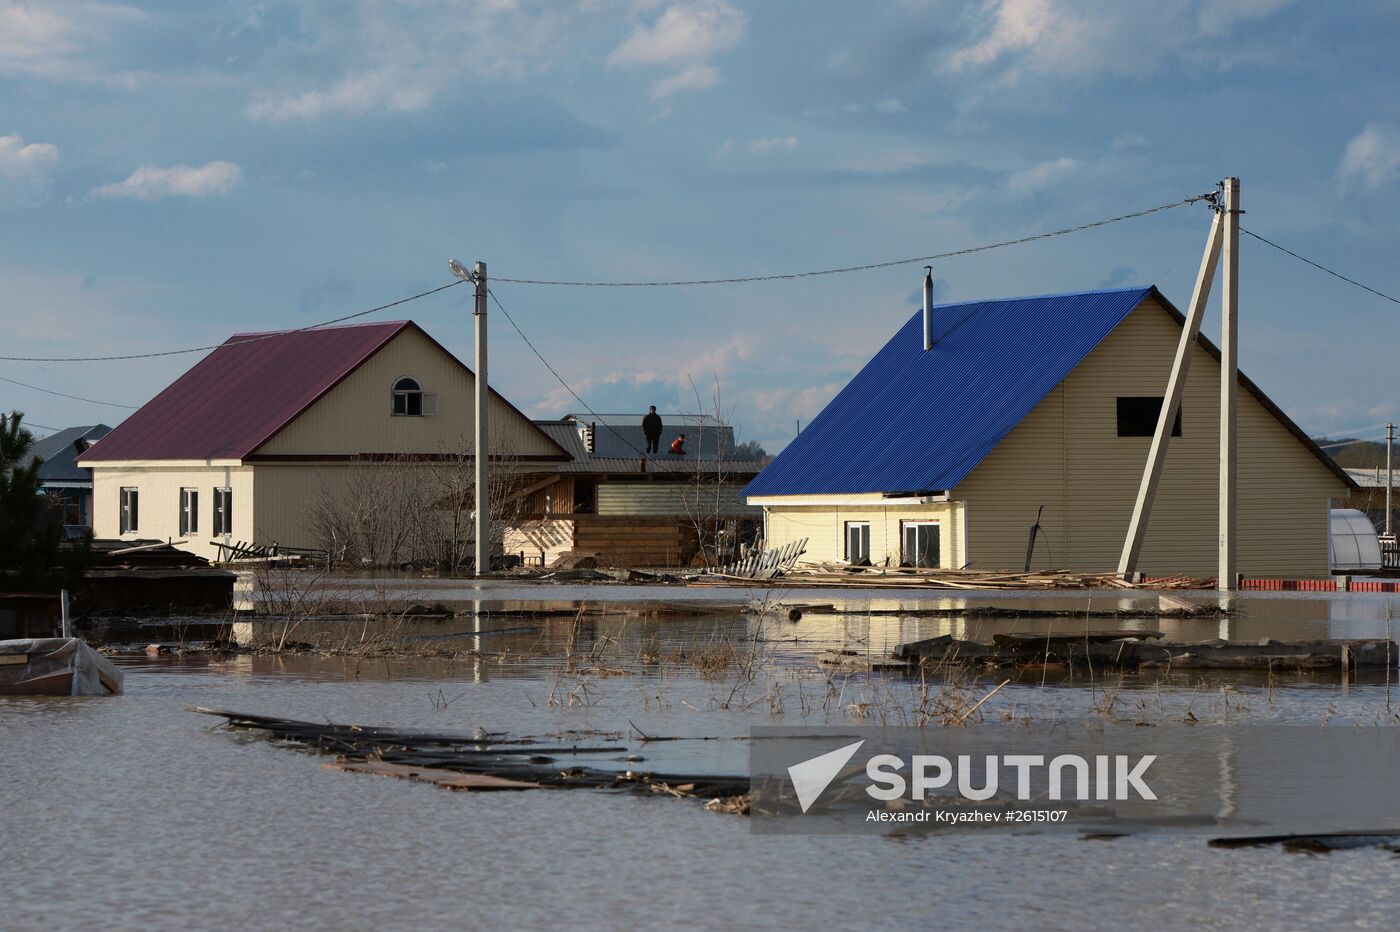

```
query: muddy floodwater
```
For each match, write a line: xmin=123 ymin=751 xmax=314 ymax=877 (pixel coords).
xmin=6 ymin=584 xmax=1400 ymax=930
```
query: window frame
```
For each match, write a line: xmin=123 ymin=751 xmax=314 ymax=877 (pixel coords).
xmin=844 ymin=521 xmax=871 ymax=564
xmin=179 ymin=487 xmax=199 ymax=536
xmin=391 ymin=376 xmax=424 ymax=417
xmin=212 ymin=487 xmax=233 ymax=536
xmin=119 ymin=487 xmax=139 ymax=535
xmin=900 ymin=520 xmax=941 ymax=569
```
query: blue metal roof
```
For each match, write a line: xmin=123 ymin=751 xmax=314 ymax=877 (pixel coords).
xmin=744 ymin=286 xmax=1157 ymax=497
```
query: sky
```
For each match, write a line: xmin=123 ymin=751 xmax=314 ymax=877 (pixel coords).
xmin=2 ymin=0 xmax=1398 ymax=454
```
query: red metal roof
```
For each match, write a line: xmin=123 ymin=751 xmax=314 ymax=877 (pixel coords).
xmin=79 ymin=321 xmax=411 ymax=462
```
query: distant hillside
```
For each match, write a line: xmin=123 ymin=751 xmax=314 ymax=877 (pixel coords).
xmin=1314 ymin=438 xmax=1388 ymax=470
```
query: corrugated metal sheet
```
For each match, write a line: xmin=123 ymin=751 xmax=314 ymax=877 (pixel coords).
xmin=533 ymin=421 xmax=761 ymax=476
xmin=29 ymin=424 xmax=111 ymax=482
xmin=81 ymin=322 xmax=412 ymax=462
xmin=743 ymin=286 xmax=1155 ymax=497
xmin=80 ymin=321 xmax=569 ymax=463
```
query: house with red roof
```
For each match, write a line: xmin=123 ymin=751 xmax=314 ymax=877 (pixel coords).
xmin=78 ymin=320 xmax=570 ymax=562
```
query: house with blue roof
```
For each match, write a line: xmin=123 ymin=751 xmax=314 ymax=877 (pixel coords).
xmin=744 ymin=286 xmax=1355 ymax=578
xmin=27 ymin=424 xmax=111 ymax=530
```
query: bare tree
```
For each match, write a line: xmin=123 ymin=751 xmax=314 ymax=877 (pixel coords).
xmin=682 ymin=375 xmax=760 ymax=569
xmin=306 ymin=431 xmax=541 ymax=573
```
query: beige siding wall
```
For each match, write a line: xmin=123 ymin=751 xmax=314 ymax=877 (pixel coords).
xmin=256 ymin=326 xmax=561 ymax=458
xmin=597 ymin=482 xmax=758 ymax=517
xmin=953 ymin=295 xmax=1347 ymax=577
xmin=91 ymin=464 xmax=255 ymax=561
xmin=764 ymin=501 xmax=965 ymax=568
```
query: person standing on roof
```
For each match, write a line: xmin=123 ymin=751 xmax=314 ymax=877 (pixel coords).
xmin=669 ymin=433 xmax=687 ymax=455
xmin=642 ymin=406 xmax=664 ymax=455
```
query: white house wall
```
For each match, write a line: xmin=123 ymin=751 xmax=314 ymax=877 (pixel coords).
xmin=90 ymin=464 xmax=254 ymax=561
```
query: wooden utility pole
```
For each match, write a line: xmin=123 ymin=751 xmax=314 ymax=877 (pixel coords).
xmin=1220 ymin=177 xmax=1240 ymax=590
xmin=474 ymin=261 xmax=490 ymax=577
xmin=1117 ymin=206 xmax=1224 ymax=578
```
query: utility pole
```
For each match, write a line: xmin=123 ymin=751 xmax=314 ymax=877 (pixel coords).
xmin=1220 ymin=177 xmax=1240 ymax=590
xmin=1118 ymin=204 xmax=1223 ymax=578
xmin=474 ymin=261 xmax=489 ymax=577
xmin=1387 ymin=422 xmax=1395 ymax=537
xmin=449 ymin=259 xmax=490 ymax=577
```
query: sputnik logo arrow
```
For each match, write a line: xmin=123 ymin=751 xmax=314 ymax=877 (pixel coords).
xmin=787 ymin=740 xmax=865 ymax=813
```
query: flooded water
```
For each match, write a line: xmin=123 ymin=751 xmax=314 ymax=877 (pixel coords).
xmin=6 ymin=586 xmax=1400 ymax=930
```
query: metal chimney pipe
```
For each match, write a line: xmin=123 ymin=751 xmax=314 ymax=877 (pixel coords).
xmin=923 ymin=266 xmax=934 ymax=351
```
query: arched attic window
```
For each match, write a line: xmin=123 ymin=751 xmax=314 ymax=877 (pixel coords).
xmin=392 ymin=377 xmax=423 ymax=416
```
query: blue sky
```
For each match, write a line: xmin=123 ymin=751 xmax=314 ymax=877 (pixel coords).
xmin=2 ymin=0 xmax=1398 ymax=452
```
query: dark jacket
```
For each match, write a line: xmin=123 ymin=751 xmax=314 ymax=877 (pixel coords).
xmin=642 ymin=412 xmax=663 ymax=437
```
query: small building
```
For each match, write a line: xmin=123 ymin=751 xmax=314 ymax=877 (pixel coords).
xmin=28 ymin=424 xmax=111 ymax=530
xmin=745 ymin=286 xmax=1355 ymax=578
xmin=79 ymin=321 xmax=570 ymax=563
xmin=506 ymin=413 xmax=762 ymax=567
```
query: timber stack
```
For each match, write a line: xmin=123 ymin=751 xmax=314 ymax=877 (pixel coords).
xmin=693 ymin=563 xmax=1213 ymax=590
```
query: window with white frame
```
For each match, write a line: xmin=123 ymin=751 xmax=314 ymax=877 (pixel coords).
xmin=119 ymin=487 xmax=139 ymax=534
xmin=213 ymin=487 xmax=232 ymax=536
xmin=901 ymin=521 xmax=940 ymax=568
xmin=845 ymin=521 xmax=871 ymax=564
xmin=179 ymin=488 xmax=198 ymax=536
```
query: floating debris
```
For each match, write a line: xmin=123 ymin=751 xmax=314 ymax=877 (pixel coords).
xmin=894 ymin=634 xmax=1397 ymax=672
xmin=1209 ymin=832 xmax=1400 ymax=853
xmin=194 ymin=708 xmax=749 ymax=810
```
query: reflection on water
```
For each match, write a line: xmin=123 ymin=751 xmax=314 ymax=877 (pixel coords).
xmin=6 ymin=588 xmax=1400 ymax=930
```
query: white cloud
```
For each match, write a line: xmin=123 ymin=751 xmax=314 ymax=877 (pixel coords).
xmin=0 ymin=132 xmax=59 ymax=180
xmin=652 ymin=63 xmax=719 ymax=99
xmin=719 ymin=135 xmax=798 ymax=157
xmin=609 ymin=0 xmax=746 ymax=101
xmin=0 ymin=2 xmax=146 ymax=82
xmin=1111 ymin=132 xmax=1147 ymax=149
xmin=608 ymin=0 xmax=746 ymax=67
xmin=1338 ymin=123 xmax=1400 ymax=191
xmin=1007 ymin=155 xmax=1078 ymax=194
xmin=93 ymin=161 xmax=242 ymax=200
xmin=249 ymin=68 xmax=433 ymax=122
xmin=247 ymin=1 xmax=579 ymax=122
xmin=943 ymin=0 xmax=1295 ymax=90
xmin=804 ymin=99 xmax=907 ymax=117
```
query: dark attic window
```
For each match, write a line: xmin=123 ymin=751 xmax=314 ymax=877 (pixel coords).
xmin=392 ymin=377 xmax=423 ymax=416
xmin=1117 ymin=396 xmax=1182 ymax=437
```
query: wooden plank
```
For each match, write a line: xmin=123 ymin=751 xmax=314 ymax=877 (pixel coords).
xmin=324 ymin=760 xmax=542 ymax=791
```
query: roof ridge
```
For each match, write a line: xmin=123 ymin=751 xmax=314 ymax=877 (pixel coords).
xmin=227 ymin=319 xmax=411 ymax=340
xmin=915 ymin=284 xmax=1154 ymax=312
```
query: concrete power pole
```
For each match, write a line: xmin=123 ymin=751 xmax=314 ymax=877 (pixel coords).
xmin=1387 ymin=422 xmax=1395 ymax=538
xmin=474 ymin=261 xmax=490 ymax=577
xmin=449 ymin=258 xmax=491 ymax=577
xmin=1220 ymin=177 xmax=1240 ymax=590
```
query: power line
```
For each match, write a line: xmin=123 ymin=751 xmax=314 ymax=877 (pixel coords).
xmin=487 ymin=288 xmax=682 ymax=473
xmin=1242 ymin=228 xmax=1400 ymax=306
xmin=493 ymin=193 xmax=1216 ymax=287
xmin=1318 ymin=421 xmax=1391 ymax=439
xmin=0 ymin=280 xmax=466 ymax=363
xmin=1317 ymin=434 xmax=1388 ymax=451
xmin=19 ymin=420 xmax=58 ymax=433
xmin=0 ymin=374 xmax=139 ymax=409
